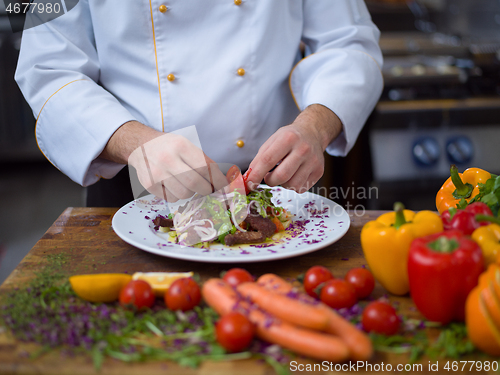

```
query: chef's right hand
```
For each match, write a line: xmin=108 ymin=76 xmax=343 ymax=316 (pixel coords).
xmin=100 ymin=121 xmax=227 ymax=202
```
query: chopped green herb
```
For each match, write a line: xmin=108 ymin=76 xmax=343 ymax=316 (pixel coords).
xmin=468 ymin=175 xmax=500 ymax=216
xmin=371 ymin=322 xmax=476 ymax=363
xmin=0 ymin=254 xmax=293 ymax=372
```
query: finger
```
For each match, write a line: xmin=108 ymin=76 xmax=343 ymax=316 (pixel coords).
xmin=163 ymin=173 xmax=198 ymax=200
xmin=136 ymin=134 xmax=214 ymax=197
xmin=247 ymin=137 xmax=291 ymax=189
xmin=174 ymin=166 xmax=214 ymax=197
xmin=176 ymin=149 xmax=224 ymax=195
xmin=179 ymin=143 xmax=213 ymax=182
xmin=146 ymin=180 xmax=179 ymax=202
xmin=280 ymin=162 xmax=323 ymax=194
xmin=144 ymin=134 xmax=212 ymax=191
xmin=159 ymin=181 xmax=180 ymax=202
xmin=129 ymin=146 xmax=155 ymax=189
xmin=263 ymin=150 xmax=303 ymax=187
xmin=207 ymin=161 xmax=229 ymax=192
xmin=281 ymin=171 xmax=312 ymax=194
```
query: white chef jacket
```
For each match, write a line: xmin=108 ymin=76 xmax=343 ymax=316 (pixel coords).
xmin=15 ymin=0 xmax=383 ymax=187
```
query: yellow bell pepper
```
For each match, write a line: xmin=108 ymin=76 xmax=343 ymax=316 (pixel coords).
xmin=436 ymin=165 xmax=491 ymax=214
xmin=472 ymin=223 xmax=500 ymax=266
xmin=361 ymin=202 xmax=443 ymax=295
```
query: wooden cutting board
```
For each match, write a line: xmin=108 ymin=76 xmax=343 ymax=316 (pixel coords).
xmin=0 ymin=208 xmax=491 ymax=374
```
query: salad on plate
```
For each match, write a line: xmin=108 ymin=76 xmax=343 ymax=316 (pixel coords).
xmin=152 ymin=167 xmax=293 ymax=248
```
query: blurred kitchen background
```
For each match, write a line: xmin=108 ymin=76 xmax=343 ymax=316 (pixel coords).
xmin=1 ymin=0 xmax=500 ymax=282
xmin=325 ymin=0 xmax=500 ymax=210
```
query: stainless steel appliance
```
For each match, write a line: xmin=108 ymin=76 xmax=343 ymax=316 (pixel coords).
xmin=367 ymin=0 xmax=500 ymax=210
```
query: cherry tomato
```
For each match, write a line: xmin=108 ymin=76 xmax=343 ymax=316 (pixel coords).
xmin=302 ymin=265 xmax=334 ymax=298
xmin=223 ymin=268 xmax=254 ymax=287
xmin=345 ymin=268 xmax=375 ymax=299
xmin=165 ymin=278 xmax=201 ymax=311
xmin=216 ymin=312 xmax=255 ymax=352
xmin=226 ymin=165 xmax=247 ymax=194
xmin=362 ymin=301 xmax=400 ymax=335
xmin=119 ymin=280 xmax=155 ymax=310
xmin=319 ymin=279 xmax=357 ymax=309
xmin=226 ymin=165 xmax=241 ymax=185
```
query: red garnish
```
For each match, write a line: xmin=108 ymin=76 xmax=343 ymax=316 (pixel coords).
xmin=243 ymin=168 xmax=252 ymax=195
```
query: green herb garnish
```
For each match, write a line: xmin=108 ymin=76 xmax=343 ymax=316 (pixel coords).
xmin=0 ymin=254 xmax=292 ymax=372
xmin=371 ymin=321 xmax=476 ymax=363
xmin=468 ymin=175 xmax=500 ymax=216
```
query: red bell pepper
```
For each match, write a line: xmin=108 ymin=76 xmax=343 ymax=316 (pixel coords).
xmin=441 ymin=202 xmax=493 ymax=235
xmin=408 ymin=230 xmax=484 ymax=324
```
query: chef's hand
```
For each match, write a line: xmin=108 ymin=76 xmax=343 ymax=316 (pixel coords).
xmin=100 ymin=121 xmax=227 ymax=202
xmin=246 ymin=104 xmax=343 ymax=194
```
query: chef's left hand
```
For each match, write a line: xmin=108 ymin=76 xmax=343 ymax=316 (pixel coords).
xmin=247 ymin=104 xmax=342 ymax=194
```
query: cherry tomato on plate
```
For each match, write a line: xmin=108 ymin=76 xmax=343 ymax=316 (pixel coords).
xmin=226 ymin=165 xmax=249 ymax=194
xmin=319 ymin=279 xmax=357 ymax=309
xmin=302 ymin=265 xmax=334 ymax=298
xmin=345 ymin=268 xmax=375 ymax=299
xmin=226 ymin=165 xmax=241 ymax=185
xmin=223 ymin=268 xmax=254 ymax=287
xmin=165 ymin=278 xmax=201 ymax=311
xmin=216 ymin=312 xmax=255 ymax=352
xmin=119 ymin=280 xmax=156 ymax=310
xmin=362 ymin=301 xmax=400 ymax=335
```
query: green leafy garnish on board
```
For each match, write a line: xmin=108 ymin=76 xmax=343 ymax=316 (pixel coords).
xmin=371 ymin=322 xmax=476 ymax=363
xmin=0 ymin=253 xmax=291 ymax=373
xmin=426 ymin=323 xmax=475 ymax=359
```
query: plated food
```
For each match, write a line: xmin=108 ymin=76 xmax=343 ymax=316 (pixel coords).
xmin=152 ymin=187 xmax=293 ymax=248
xmin=112 ymin=186 xmax=350 ymax=263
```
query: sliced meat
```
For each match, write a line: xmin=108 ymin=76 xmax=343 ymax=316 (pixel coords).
xmin=178 ymin=202 xmax=188 ymax=214
xmin=249 ymin=205 xmax=260 ymax=216
xmin=244 ymin=215 xmax=276 ymax=238
xmin=193 ymin=208 xmax=211 ymax=221
xmin=224 ymin=231 xmax=265 ymax=246
xmin=184 ymin=227 xmax=201 ymax=246
xmin=153 ymin=215 xmax=174 ymax=228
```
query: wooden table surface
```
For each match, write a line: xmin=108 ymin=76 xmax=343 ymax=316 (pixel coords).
xmin=0 ymin=207 xmax=493 ymax=374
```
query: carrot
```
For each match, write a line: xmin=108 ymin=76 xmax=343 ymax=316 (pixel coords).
xmin=202 ymin=278 xmax=350 ymax=362
xmin=270 ymin=217 xmax=285 ymax=233
xmin=236 ymin=282 xmax=329 ymax=330
xmin=257 ymin=273 xmax=296 ymax=293
xmin=257 ymin=274 xmax=373 ymax=361
xmin=202 ymin=278 xmax=240 ymax=316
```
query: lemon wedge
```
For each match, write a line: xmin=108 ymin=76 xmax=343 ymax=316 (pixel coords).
xmin=69 ymin=273 xmax=132 ymax=303
xmin=132 ymin=272 xmax=193 ymax=297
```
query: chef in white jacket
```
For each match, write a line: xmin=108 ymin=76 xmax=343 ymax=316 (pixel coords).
xmin=15 ymin=0 xmax=383 ymax=206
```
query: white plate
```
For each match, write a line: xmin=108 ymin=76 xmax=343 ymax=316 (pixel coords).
xmin=112 ymin=187 xmax=350 ymax=263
